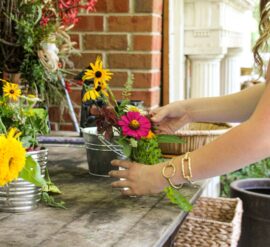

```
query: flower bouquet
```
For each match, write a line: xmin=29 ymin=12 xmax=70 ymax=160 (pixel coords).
xmin=0 ymin=0 xmax=97 ymax=104
xmin=0 ymin=79 xmax=64 ymax=211
xmin=80 ymin=57 xmax=193 ymax=212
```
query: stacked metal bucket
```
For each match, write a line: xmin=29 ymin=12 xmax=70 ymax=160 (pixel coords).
xmin=0 ymin=149 xmax=48 ymax=212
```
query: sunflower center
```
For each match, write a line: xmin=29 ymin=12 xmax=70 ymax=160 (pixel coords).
xmin=95 ymin=71 xmax=102 ymax=78
xmin=129 ymin=120 xmax=140 ymax=130
xmin=9 ymin=157 xmax=13 ymax=168
xmin=10 ymin=90 xmax=14 ymax=94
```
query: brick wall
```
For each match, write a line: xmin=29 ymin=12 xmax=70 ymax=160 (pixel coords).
xmin=49 ymin=0 xmax=164 ymax=131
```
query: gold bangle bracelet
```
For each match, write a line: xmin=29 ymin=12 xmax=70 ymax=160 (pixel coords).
xmin=162 ymin=159 xmax=182 ymax=189
xmin=181 ymin=152 xmax=193 ymax=184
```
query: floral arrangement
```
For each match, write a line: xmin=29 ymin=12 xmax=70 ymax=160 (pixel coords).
xmin=80 ymin=57 xmax=192 ymax=212
xmin=0 ymin=0 xmax=97 ymax=103
xmin=0 ymin=78 xmax=64 ymax=208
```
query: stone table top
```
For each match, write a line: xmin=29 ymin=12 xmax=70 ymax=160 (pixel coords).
xmin=0 ymin=146 xmax=208 ymax=247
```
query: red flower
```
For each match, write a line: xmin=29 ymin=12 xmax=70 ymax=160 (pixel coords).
xmin=65 ymin=81 xmax=72 ymax=93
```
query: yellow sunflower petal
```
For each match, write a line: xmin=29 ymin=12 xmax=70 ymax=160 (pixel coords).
xmin=0 ymin=134 xmax=26 ymax=186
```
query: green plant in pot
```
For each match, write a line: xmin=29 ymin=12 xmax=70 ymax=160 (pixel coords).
xmin=0 ymin=78 xmax=63 ymax=212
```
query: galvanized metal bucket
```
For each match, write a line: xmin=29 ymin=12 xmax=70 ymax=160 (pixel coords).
xmin=82 ymin=127 xmax=124 ymax=177
xmin=0 ymin=148 xmax=48 ymax=213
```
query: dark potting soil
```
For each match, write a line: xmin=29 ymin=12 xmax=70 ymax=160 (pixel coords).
xmin=246 ymin=188 xmax=270 ymax=195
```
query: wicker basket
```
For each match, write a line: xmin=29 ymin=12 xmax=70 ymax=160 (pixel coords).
xmin=173 ymin=197 xmax=243 ymax=247
xmin=160 ymin=123 xmax=231 ymax=155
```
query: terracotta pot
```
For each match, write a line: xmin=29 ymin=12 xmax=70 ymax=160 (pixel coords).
xmin=230 ymin=178 xmax=270 ymax=247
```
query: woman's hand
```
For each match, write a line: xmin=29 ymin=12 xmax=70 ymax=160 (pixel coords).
xmin=109 ymin=160 xmax=168 ymax=196
xmin=150 ymin=101 xmax=191 ymax=134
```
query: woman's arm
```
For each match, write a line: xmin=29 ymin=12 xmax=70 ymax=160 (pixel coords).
xmin=186 ymin=83 xmax=265 ymax=123
xmin=109 ymin=82 xmax=270 ymax=196
xmin=151 ymin=83 xmax=265 ymax=134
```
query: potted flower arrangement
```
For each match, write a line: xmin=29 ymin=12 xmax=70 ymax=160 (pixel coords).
xmin=0 ymin=0 xmax=98 ymax=130
xmin=80 ymin=57 xmax=192 ymax=212
xmin=0 ymin=78 xmax=63 ymax=212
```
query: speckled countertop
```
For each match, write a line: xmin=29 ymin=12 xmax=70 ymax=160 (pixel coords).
xmin=0 ymin=146 xmax=207 ymax=247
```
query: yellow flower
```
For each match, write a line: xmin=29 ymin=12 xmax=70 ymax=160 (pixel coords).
xmin=0 ymin=79 xmax=9 ymax=84
xmin=146 ymin=130 xmax=155 ymax=139
xmin=0 ymin=129 xmax=26 ymax=186
xmin=82 ymin=89 xmax=100 ymax=102
xmin=3 ymin=82 xmax=21 ymax=101
xmin=94 ymin=81 xmax=108 ymax=97
xmin=124 ymin=105 xmax=147 ymax=115
xmin=82 ymin=56 xmax=113 ymax=85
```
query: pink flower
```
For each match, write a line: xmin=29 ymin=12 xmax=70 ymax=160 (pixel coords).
xmin=118 ymin=112 xmax=151 ymax=140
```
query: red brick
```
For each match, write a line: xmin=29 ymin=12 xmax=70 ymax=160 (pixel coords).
xmin=133 ymin=72 xmax=161 ymax=88
xmin=83 ymin=34 xmax=128 ymax=50
xmin=70 ymin=89 xmax=83 ymax=105
xmin=59 ymin=123 xmax=75 ymax=131
xmin=109 ymin=71 xmax=129 ymax=87
xmin=70 ymin=53 xmax=102 ymax=69
xmin=49 ymin=122 xmax=58 ymax=131
xmin=73 ymin=16 xmax=103 ymax=32
xmin=112 ymin=88 xmax=160 ymax=107
xmin=135 ymin=0 xmax=163 ymax=14
xmin=107 ymin=53 xmax=161 ymax=69
xmin=95 ymin=0 xmax=129 ymax=13
xmin=48 ymin=106 xmax=61 ymax=122
xmin=108 ymin=16 xmax=162 ymax=32
xmin=62 ymin=107 xmax=81 ymax=122
xmin=69 ymin=34 xmax=80 ymax=50
xmin=133 ymin=35 xmax=162 ymax=51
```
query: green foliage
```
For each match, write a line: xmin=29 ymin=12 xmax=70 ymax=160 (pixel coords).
xmin=131 ymin=137 xmax=162 ymax=165
xmin=157 ymin=134 xmax=185 ymax=144
xmin=220 ymin=158 xmax=270 ymax=197
xmin=41 ymin=192 xmax=66 ymax=209
xmin=41 ymin=168 xmax=66 ymax=209
xmin=164 ymin=187 xmax=193 ymax=212
xmin=0 ymin=95 xmax=50 ymax=149
xmin=19 ymin=155 xmax=46 ymax=187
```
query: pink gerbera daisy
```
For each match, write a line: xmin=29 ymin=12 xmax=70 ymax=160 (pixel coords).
xmin=118 ymin=112 xmax=151 ymax=140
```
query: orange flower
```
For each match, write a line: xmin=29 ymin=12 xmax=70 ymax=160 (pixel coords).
xmin=146 ymin=130 xmax=155 ymax=139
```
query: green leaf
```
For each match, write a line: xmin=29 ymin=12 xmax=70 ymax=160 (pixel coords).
xmin=43 ymin=181 xmax=62 ymax=194
xmin=19 ymin=155 xmax=46 ymax=187
xmin=164 ymin=186 xmax=193 ymax=212
xmin=130 ymin=138 xmax=138 ymax=148
xmin=117 ymin=138 xmax=132 ymax=157
xmin=157 ymin=135 xmax=185 ymax=144
xmin=41 ymin=192 xmax=66 ymax=209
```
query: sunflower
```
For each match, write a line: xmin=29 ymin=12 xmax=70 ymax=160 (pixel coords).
xmin=82 ymin=89 xmax=100 ymax=102
xmin=94 ymin=81 xmax=108 ymax=97
xmin=82 ymin=56 xmax=113 ymax=85
xmin=0 ymin=129 xmax=26 ymax=186
xmin=3 ymin=82 xmax=21 ymax=101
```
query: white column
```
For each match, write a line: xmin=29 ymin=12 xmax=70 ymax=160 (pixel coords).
xmin=169 ymin=0 xmax=185 ymax=102
xmin=189 ymin=55 xmax=223 ymax=98
xmin=220 ymin=49 xmax=241 ymax=95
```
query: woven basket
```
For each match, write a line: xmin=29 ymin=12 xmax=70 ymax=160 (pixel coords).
xmin=173 ymin=197 xmax=243 ymax=247
xmin=160 ymin=123 xmax=231 ymax=155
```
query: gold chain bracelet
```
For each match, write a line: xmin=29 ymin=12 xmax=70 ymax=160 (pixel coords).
xmin=181 ymin=152 xmax=193 ymax=184
xmin=162 ymin=159 xmax=183 ymax=189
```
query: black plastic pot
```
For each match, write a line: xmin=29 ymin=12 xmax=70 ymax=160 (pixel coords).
xmin=230 ymin=178 xmax=270 ymax=247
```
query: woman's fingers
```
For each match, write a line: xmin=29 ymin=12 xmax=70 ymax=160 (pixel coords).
xmin=111 ymin=159 xmax=132 ymax=169
xmin=121 ymin=189 xmax=135 ymax=196
xmin=109 ymin=169 xmax=129 ymax=179
xmin=111 ymin=179 xmax=130 ymax=188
